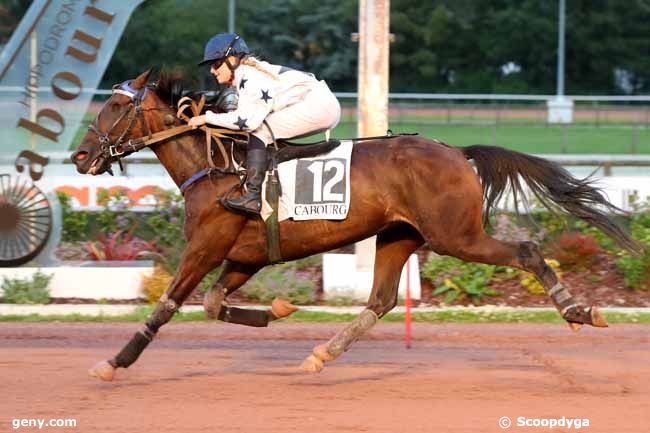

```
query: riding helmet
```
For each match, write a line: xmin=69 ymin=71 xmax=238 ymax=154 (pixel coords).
xmin=198 ymin=33 xmax=250 ymax=66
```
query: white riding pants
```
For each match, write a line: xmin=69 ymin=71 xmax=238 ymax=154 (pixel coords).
xmin=252 ymin=81 xmax=341 ymax=144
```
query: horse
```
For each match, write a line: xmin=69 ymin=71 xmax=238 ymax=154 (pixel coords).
xmin=71 ymin=70 xmax=640 ymax=381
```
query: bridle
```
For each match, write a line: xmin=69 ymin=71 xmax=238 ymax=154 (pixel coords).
xmin=88 ymin=80 xmax=157 ymax=164
xmin=84 ymin=79 xmax=249 ymax=189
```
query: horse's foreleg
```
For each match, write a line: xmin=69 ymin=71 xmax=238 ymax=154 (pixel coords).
xmin=88 ymin=243 xmax=223 ymax=382
xmin=301 ymin=227 xmax=423 ymax=373
xmin=203 ymin=260 xmax=298 ymax=326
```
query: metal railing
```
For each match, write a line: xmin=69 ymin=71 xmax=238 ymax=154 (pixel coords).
xmin=3 ymin=87 xmax=649 ymax=127
xmin=3 ymin=151 xmax=649 ymax=177
xmin=2 ymin=88 xmax=650 ymax=153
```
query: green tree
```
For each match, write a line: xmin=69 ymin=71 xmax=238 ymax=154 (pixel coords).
xmin=98 ymin=0 xmax=650 ymax=95
xmin=565 ymin=0 xmax=650 ymax=94
xmin=238 ymin=0 xmax=358 ymax=91
xmin=0 ymin=0 xmax=31 ymax=45
xmin=102 ymin=0 xmax=229 ymax=88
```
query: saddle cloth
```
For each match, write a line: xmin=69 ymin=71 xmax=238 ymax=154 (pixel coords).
xmin=261 ymin=140 xmax=353 ymax=222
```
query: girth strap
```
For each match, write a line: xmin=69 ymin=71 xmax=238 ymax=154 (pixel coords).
xmin=179 ymin=168 xmax=210 ymax=195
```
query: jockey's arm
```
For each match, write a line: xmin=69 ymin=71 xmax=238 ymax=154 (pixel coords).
xmin=204 ymin=78 xmax=274 ymax=132
xmin=183 ymin=86 xmax=238 ymax=113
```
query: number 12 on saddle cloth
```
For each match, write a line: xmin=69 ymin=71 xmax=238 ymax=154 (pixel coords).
xmin=260 ymin=140 xmax=353 ymax=221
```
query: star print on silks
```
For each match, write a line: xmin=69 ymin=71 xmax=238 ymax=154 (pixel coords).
xmin=260 ymin=89 xmax=272 ymax=103
xmin=234 ymin=116 xmax=248 ymax=130
xmin=239 ymin=78 xmax=247 ymax=89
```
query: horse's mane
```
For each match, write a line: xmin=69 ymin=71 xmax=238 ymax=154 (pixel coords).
xmin=152 ymin=70 xmax=186 ymax=106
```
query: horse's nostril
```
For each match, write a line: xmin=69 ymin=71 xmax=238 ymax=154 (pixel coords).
xmin=75 ymin=152 xmax=88 ymax=161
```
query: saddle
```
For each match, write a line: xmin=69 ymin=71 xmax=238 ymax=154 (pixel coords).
xmin=257 ymin=137 xmax=340 ymax=264
xmin=272 ymin=138 xmax=341 ymax=165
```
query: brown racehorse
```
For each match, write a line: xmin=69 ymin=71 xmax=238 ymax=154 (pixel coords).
xmin=72 ymin=70 xmax=640 ymax=381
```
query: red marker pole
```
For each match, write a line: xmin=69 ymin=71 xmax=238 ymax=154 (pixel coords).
xmin=405 ymin=255 xmax=412 ymax=349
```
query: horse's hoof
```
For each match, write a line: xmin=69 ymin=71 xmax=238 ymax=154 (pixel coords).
xmin=299 ymin=354 xmax=324 ymax=373
xmin=590 ymin=306 xmax=609 ymax=328
xmin=89 ymin=360 xmax=115 ymax=382
xmin=313 ymin=344 xmax=336 ymax=362
xmin=568 ymin=322 xmax=583 ymax=332
xmin=271 ymin=298 xmax=299 ymax=319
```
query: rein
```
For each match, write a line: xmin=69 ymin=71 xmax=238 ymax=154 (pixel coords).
xmin=91 ymin=80 xmax=419 ymax=197
xmin=89 ymin=80 xmax=248 ymax=185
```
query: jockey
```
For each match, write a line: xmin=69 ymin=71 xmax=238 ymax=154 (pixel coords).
xmin=189 ymin=32 xmax=341 ymax=215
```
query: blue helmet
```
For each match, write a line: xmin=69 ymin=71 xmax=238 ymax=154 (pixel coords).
xmin=198 ymin=33 xmax=250 ymax=66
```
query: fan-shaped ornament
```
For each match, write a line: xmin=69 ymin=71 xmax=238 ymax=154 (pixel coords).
xmin=0 ymin=174 xmax=53 ymax=267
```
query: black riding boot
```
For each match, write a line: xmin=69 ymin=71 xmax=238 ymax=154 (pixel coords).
xmin=224 ymin=148 xmax=268 ymax=215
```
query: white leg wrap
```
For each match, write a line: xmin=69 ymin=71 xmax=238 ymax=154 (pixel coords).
xmin=326 ymin=309 xmax=378 ymax=358
xmin=547 ymin=283 xmax=574 ymax=305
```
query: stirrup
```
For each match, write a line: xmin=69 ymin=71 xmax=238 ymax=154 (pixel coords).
xmin=222 ymin=194 xmax=262 ymax=215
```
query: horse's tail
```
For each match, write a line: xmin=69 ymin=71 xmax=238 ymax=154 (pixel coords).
xmin=461 ymin=144 xmax=641 ymax=254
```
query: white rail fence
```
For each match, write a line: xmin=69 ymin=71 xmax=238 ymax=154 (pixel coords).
xmin=2 ymin=87 xmax=650 ymax=125
xmin=1 ymin=154 xmax=649 ymax=213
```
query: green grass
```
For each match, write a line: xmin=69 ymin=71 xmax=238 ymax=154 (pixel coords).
xmin=326 ymin=122 xmax=650 ymax=154
xmin=286 ymin=310 xmax=650 ymax=324
xmin=4 ymin=114 xmax=650 ymax=156
xmin=2 ymin=307 xmax=649 ymax=324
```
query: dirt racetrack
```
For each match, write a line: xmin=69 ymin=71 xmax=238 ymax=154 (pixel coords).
xmin=1 ymin=321 xmax=648 ymax=433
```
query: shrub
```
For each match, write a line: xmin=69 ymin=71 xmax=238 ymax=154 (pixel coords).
xmin=1 ymin=271 xmax=52 ymax=304
xmin=57 ymin=192 xmax=89 ymax=242
xmin=145 ymin=189 xmax=185 ymax=249
xmin=140 ymin=266 xmax=174 ymax=303
xmin=84 ymin=228 xmax=158 ymax=261
xmin=96 ymin=188 xmax=136 ymax=234
xmin=520 ymin=259 xmax=562 ymax=295
xmin=240 ymin=262 xmax=316 ymax=305
xmin=573 ymin=221 xmax=618 ymax=252
xmin=614 ymin=193 xmax=650 ymax=290
xmin=617 ymin=252 xmax=650 ymax=290
xmin=422 ymin=255 xmax=502 ymax=305
xmin=552 ymin=232 xmax=601 ymax=270
xmin=197 ymin=267 xmax=224 ymax=293
xmin=56 ymin=242 xmax=90 ymax=261
xmin=145 ymin=189 xmax=186 ymax=274
xmin=528 ymin=198 xmax=569 ymax=241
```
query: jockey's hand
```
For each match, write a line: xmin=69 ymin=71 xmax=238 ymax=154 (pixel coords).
xmin=188 ymin=115 xmax=207 ymax=129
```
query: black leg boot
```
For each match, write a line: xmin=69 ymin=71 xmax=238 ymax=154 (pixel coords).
xmin=224 ymin=148 xmax=268 ymax=215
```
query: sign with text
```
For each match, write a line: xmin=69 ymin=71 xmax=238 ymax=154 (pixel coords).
xmin=291 ymin=141 xmax=352 ymax=220
xmin=0 ymin=0 xmax=144 ymax=181
xmin=263 ymin=140 xmax=353 ymax=221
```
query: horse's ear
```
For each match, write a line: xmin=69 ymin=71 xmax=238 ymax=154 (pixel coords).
xmin=132 ymin=69 xmax=152 ymax=89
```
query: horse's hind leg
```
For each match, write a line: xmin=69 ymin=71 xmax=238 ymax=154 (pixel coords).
xmin=300 ymin=225 xmax=424 ymax=373
xmin=204 ymin=260 xmax=299 ymax=326
xmin=511 ymin=240 xmax=607 ymax=329
xmin=431 ymin=231 xmax=608 ymax=330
